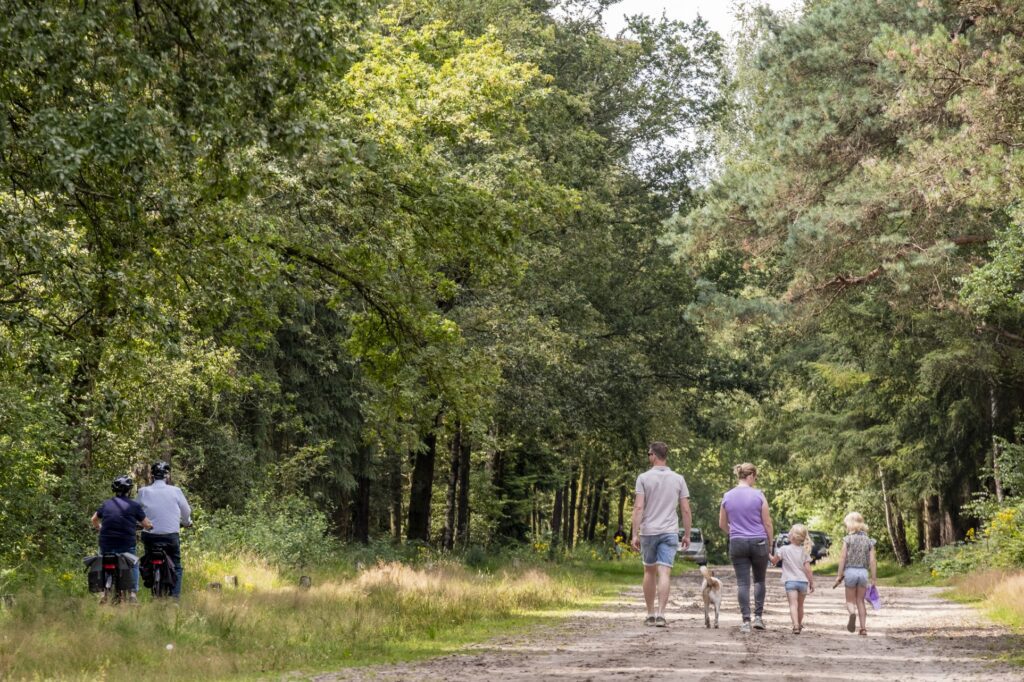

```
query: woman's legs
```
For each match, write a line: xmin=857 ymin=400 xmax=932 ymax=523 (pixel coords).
xmin=856 ymin=585 xmax=868 ymax=631
xmin=729 ymin=539 xmax=753 ymax=622
xmin=751 ymin=542 xmax=769 ymax=619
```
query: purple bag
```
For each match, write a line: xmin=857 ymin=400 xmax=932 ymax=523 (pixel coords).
xmin=865 ymin=584 xmax=881 ymax=611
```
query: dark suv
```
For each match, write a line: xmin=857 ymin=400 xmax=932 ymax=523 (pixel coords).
xmin=773 ymin=531 xmax=831 ymax=565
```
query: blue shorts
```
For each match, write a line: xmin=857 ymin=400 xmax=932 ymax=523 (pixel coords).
xmin=844 ymin=567 xmax=869 ymax=588
xmin=784 ymin=580 xmax=808 ymax=594
xmin=640 ymin=533 xmax=678 ymax=567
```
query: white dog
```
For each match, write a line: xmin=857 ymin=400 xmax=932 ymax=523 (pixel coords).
xmin=700 ymin=565 xmax=722 ymax=629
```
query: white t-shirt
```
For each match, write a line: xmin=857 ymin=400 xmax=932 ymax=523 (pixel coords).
xmin=634 ymin=466 xmax=689 ymax=536
xmin=777 ymin=543 xmax=811 ymax=584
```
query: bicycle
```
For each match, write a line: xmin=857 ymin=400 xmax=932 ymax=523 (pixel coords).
xmin=86 ymin=552 xmax=135 ymax=605
xmin=141 ymin=542 xmax=177 ymax=598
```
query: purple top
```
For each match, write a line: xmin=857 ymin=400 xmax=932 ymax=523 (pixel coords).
xmin=721 ymin=485 xmax=767 ymax=539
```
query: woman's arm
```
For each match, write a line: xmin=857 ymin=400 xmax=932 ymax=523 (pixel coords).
xmin=718 ymin=504 xmax=729 ymax=535
xmin=759 ymin=497 xmax=774 ymax=558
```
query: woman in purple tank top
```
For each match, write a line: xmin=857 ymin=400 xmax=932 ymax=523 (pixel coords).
xmin=719 ymin=463 xmax=776 ymax=633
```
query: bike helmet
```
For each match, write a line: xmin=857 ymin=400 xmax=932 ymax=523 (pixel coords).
xmin=151 ymin=461 xmax=171 ymax=480
xmin=111 ymin=475 xmax=134 ymax=496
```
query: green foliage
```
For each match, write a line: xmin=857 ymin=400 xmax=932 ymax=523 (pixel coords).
xmin=199 ymin=494 xmax=340 ymax=569
xmin=924 ymin=497 xmax=1024 ymax=577
xmin=673 ymin=0 xmax=1024 ymax=561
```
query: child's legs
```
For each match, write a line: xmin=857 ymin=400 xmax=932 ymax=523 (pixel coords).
xmin=844 ymin=586 xmax=858 ymax=614
xmin=796 ymin=591 xmax=806 ymax=625
xmin=786 ymin=590 xmax=800 ymax=626
xmin=856 ymin=585 xmax=868 ymax=628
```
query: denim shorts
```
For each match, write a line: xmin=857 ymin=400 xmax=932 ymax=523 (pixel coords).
xmin=844 ymin=567 xmax=869 ymax=588
xmin=784 ymin=580 xmax=808 ymax=594
xmin=640 ymin=533 xmax=678 ymax=567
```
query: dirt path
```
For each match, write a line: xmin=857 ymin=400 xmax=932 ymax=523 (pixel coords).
xmin=317 ymin=566 xmax=1024 ymax=681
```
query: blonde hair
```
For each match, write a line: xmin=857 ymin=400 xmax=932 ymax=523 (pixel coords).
xmin=733 ymin=462 xmax=757 ymax=480
xmin=789 ymin=524 xmax=812 ymax=554
xmin=844 ymin=512 xmax=868 ymax=533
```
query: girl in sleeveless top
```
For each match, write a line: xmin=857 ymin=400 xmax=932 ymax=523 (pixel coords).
xmin=832 ymin=512 xmax=877 ymax=635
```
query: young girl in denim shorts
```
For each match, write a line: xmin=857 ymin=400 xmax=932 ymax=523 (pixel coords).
xmin=833 ymin=512 xmax=877 ymax=635
xmin=774 ymin=524 xmax=815 ymax=633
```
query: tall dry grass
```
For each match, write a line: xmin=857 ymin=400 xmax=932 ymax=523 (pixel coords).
xmin=0 ymin=558 xmax=593 ymax=681
xmin=985 ymin=573 xmax=1024 ymax=630
xmin=950 ymin=569 xmax=1024 ymax=635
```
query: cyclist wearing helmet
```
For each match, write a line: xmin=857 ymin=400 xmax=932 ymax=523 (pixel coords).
xmin=91 ymin=475 xmax=152 ymax=603
xmin=138 ymin=461 xmax=192 ymax=598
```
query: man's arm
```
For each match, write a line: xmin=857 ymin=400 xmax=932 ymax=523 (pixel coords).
xmin=679 ymin=497 xmax=692 ymax=550
xmin=91 ymin=512 xmax=101 ymax=530
xmin=631 ymin=494 xmax=644 ymax=551
xmin=177 ymin=489 xmax=192 ymax=527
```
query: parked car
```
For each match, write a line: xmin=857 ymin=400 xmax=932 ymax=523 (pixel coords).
xmin=773 ymin=531 xmax=832 ymax=565
xmin=809 ymin=531 xmax=831 ymax=563
xmin=677 ymin=528 xmax=707 ymax=565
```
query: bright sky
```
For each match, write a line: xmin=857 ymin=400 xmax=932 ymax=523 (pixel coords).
xmin=602 ymin=0 xmax=800 ymax=41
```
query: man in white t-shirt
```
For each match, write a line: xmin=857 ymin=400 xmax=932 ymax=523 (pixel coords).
xmin=631 ymin=441 xmax=691 ymax=627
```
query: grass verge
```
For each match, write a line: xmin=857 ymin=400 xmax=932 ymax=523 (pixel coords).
xmin=0 ymin=554 xmax=645 ymax=681
xmin=811 ymin=558 xmax=940 ymax=587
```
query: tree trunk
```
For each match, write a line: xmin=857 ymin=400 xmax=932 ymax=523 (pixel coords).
xmin=617 ymin=485 xmax=627 ymax=530
xmin=581 ymin=482 xmax=594 ymax=542
xmin=574 ymin=464 xmax=587 ymax=548
xmin=407 ymin=427 xmax=439 ymax=544
xmin=455 ymin=428 xmax=471 ymax=547
xmin=566 ymin=465 xmax=577 ymax=547
xmin=878 ymin=466 xmax=910 ymax=566
xmin=389 ymin=453 xmax=403 ymax=542
xmin=599 ymin=488 xmax=610 ymax=541
xmin=990 ymin=381 xmax=1006 ymax=502
xmin=915 ymin=499 xmax=925 ymax=553
xmin=550 ymin=486 xmax=563 ymax=552
xmin=925 ymin=495 xmax=941 ymax=549
xmin=939 ymin=494 xmax=956 ymax=546
xmin=586 ymin=477 xmax=605 ymax=541
xmin=352 ymin=473 xmax=370 ymax=544
xmin=441 ymin=428 xmax=460 ymax=552
xmin=333 ymin=490 xmax=352 ymax=540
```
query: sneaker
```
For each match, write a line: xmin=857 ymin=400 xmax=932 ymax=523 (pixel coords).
xmin=740 ymin=621 xmax=752 ymax=634
xmin=128 ymin=593 xmax=138 ymax=605
xmin=655 ymin=616 xmax=668 ymax=628
xmin=753 ymin=616 xmax=766 ymax=630
xmin=644 ymin=615 xmax=656 ymax=626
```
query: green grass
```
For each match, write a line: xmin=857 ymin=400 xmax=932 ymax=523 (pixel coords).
xmin=0 ymin=553 xmax=644 ymax=681
xmin=811 ymin=557 xmax=942 ymax=587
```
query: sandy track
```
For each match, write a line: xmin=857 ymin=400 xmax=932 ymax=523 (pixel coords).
xmin=316 ymin=566 xmax=1024 ymax=681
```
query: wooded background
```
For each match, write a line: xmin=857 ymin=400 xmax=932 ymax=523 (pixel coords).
xmin=1 ymin=0 xmax=1022 ymax=572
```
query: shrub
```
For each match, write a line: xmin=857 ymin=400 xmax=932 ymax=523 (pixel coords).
xmin=925 ymin=497 xmax=1024 ymax=577
xmin=198 ymin=494 xmax=338 ymax=569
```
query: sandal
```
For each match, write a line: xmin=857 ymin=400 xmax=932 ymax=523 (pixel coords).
xmin=847 ymin=614 xmax=857 ymax=632
xmin=792 ymin=627 xmax=801 ymax=634
xmin=859 ymin=629 xmax=867 ymax=636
